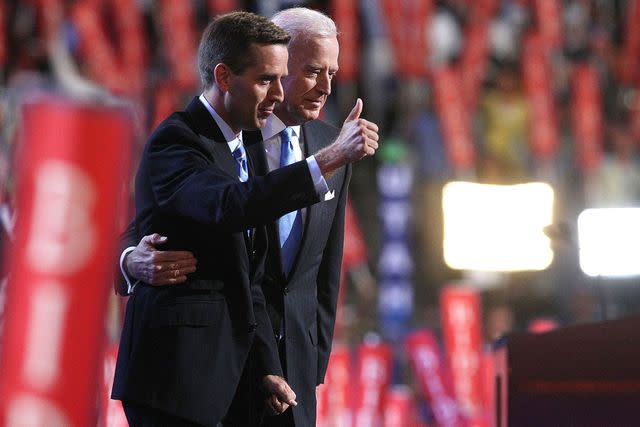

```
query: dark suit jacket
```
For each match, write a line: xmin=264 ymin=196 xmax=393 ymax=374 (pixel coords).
xmin=245 ymin=120 xmax=351 ymax=427
xmin=111 ymin=98 xmax=322 ymax=426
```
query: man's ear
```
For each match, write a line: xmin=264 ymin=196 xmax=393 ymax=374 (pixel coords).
xmin=214 ymin=63 xmax=232 ymax=92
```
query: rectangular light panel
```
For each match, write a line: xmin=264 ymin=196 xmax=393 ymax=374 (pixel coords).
xmin=578 ymin=208 xmax=640 ymax=277
xmin=442 ymin=181 xmax=554 ymax=272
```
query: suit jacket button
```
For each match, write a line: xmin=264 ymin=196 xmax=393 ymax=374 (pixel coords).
xmin=283 ymin=287 xmax=289 ymax=294
xmin=248 ymin=323 xmax=257 ymax=332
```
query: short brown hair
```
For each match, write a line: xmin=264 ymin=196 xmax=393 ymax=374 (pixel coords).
xmin=197 ymin=11 xmax=291 ymax=89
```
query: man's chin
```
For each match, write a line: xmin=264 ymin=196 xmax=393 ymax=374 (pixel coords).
xmin=300 ymin=109 xmax=320 ymax=122
xmin=278 ymin=107 xmax=320 ymax=125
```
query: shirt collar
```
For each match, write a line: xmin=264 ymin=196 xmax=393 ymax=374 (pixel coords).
xmin=199 ymin=94 xmax=239 ymax=143
xmin=261 ymin=114 xmax=301 ymax=141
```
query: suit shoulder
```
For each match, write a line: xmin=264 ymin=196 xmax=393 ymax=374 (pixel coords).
xmin=150 ymin=111 xmax=193 ymax=138
xmin=146 ymin=112 xmax=200 ymax=149
xmin=304 ymin=119 xmax=339 ymax=139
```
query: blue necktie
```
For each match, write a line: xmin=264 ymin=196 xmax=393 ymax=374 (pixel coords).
xmin=278 ymin=128 xmax=303 ymax=275
xmin=232 ymin=142 xmax=248 ymax=182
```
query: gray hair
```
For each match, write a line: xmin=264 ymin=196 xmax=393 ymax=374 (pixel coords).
xmin=271 ymin=7 xmax=338 ymax=44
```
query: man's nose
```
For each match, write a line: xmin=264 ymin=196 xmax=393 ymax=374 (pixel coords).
xmin=316 ymin=73 xmax=331 ymax=96
xmin=270 ymin=79 xmax=285 ymax=102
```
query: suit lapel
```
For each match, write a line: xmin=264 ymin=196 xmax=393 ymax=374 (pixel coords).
xmin=244 ymin=130 xmax=284 ymax=277
xmin=185 ymin=97 xmax=238 ymax=179
xmin=300 ymin=121 xmax=325 ymax=158
xmin=185 ymin=97 xmax=249 ymax=264
xmin=286 ymin=123 xmax=327 ymax=278
xmin=244 ymin=130 xmax=269 ymax=176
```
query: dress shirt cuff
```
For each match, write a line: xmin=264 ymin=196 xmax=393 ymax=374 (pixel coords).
xmin=306 ymin=155 xmax=329 ymax=197
xmin=119 ymin=246 xmax=139 ymax=294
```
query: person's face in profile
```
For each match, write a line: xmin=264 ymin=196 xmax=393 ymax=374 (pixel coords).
xmin=224 ymin=43 xmax=289 ymax=130
xmin=278 ymin=35 xmax=339 ymax=125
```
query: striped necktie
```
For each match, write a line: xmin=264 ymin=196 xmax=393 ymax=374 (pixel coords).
xmin=278 ymin=128 xmax=303 ymax=274
xmin=232 ymin=142 xmax=248 ymax=182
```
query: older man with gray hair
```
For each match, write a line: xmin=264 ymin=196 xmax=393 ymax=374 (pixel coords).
xmin=244 ymin=7 xmax=370 ymax=426
xmin=240 ymin=7 xmax=371 ymax=426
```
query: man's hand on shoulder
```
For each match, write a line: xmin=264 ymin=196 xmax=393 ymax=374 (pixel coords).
xmin=262 ymin=374 xmax=297 ymax=416
xmin=125 ymin=234 xmax=197 ymax=286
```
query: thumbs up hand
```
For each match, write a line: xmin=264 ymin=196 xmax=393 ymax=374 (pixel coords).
xmin=345 ymin=97 xmax=363 ymax=122
xmin=314 ymin=98 xmax=379 ymax=177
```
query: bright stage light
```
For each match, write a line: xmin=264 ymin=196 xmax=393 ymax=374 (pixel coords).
xmin=578 ymin=208 xmax=640 ymax=277
xmin=442 ymin=181 xmax=554 ymax=272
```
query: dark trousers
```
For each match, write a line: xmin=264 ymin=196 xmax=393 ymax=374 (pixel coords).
xmin=122 ymin=401 xmax=222 ymax=427
xmin=261 ymin=408 xmax=294 ymax=427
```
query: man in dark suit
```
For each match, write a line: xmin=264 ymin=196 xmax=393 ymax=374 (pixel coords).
xmin=112 ymin=11 xmax=378 ymax=427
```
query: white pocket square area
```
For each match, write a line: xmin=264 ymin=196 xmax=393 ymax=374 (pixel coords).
xmin=324 ymin=189 xmax=335 ymax=201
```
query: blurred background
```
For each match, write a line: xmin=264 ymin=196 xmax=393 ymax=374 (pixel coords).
xmin=2 ymin=0 xmax=640 ymax=425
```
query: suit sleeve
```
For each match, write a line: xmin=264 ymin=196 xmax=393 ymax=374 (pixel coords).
xmin=113 ymin=219 xmax=137 ymax=296
xmin=249 ymin=255 xmax=283 ymax=379
xmin=146 ymin=125 xmax=320 ymax=232
xmin=315 ymin=164 xmax=351 ymax=385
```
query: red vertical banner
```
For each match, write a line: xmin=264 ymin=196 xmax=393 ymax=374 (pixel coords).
xmin=336 ymin=198 xmax=369 ymax=340
xmin=111 ymin=0 xmax=148 ymax=97
xmin=618 ymin=0 xmax=640 ymax=84
xmin=37 ymin=0 xmax=64 ymax=44
xmin=317 ymin=346 xmax=351 ymax=427
xmin=432 ymin=67 xmax=476 ymax=170
xmin=100 ymin=344 xmax=128 ymax=427
xmin=342 ymin=198 xmax=369 ymax=271
xmin=532 ymin=0 xmax=562 ymax=50
xmin=404 ymin=0 xmax=433 ymax=79
xmin=382 ymin=0 xmax=432 ymax=78
xmin=571 ymin=64 xmax=604 ymax=172
xmin=381 ymin=0 xmax=406 ymax=76
xmin=71 ymin=2 xmax=123 ymax=92
xmin=70 ymin=0 xmax=146 ymax=95
xmin=352 ymin=341 xmax=393 ymax=427
xmin=472 ymin=0 xmax=499 ymax=20
xmin=0 ymin=97 xmax=132 ymax=426
xmin=316 ymin=374 xmax=329 ymax=427
xmin=460 ymin=22 xmax=490 ymax=113
xmin=462 ymin=0 xmax=496 ymax=112
xmin=481 ymin=351 xmax=495 ymax=427
xmin=71 ymin=0 xmax=147 ymax=96
xmin=384 ymin=385 xmax=417 ymax=427
xmin=522 ymin=33 xmax=559 ymax=159
xmin=405 ymin=330 xmax=465 ymax=427
xmin=332 ymin=0 xmax=360 ymax=82
xmin=160 ymin=0 xmax=199 ymax=90
xmin=440 ymin=286 xmax=486 ymax=425
xmin=208 ymin=0 xmax=239 ymax=15
xmin=151 ymin=81 xmax=181 ymax=131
